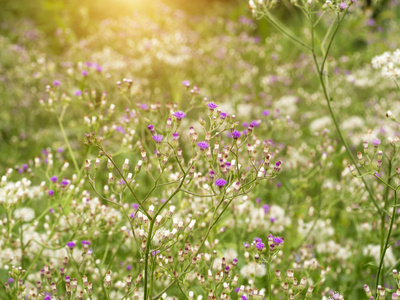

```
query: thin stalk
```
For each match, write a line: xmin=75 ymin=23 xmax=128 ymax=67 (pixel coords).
xmin=376 ymin=188 xmax=398 ymax=293
xmin=57 ymin=112 xmax=80 ymax=173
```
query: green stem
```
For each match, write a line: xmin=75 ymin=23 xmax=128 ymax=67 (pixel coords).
xmin=57 ymin=113 xmax=80 ymax=173
xmin=376 ymin=188 xmax=397 ymax=294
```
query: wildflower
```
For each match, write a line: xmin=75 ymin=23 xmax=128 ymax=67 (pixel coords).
xmin=254 ymin=237 xmax=262 ymax=243
xmin=197 ymin=141 xmax=210 ymax=150
xmin=182 ymin=80 xmax=190 ymax=87
xmin=153 ymin=135 xmax=164 ymax=143
xmin=215 ymin=178 xmax=227 ymax=187
xmin=232 ymin=130 xmax=241 ymax=139
xmin=220 ymin=112 xmax=227 ymax=119
xmin=53 ymin=80 xmax=61 ymax=86
xmin=81 ymin=240 xmax=90 ymax=246
xmin=147 ymin=124 xmax=156 ymax=135
xmin=273 ymin=236 xmax=284 ymax=244
xmin=67 ymin=242 xmax=76 ymax=250
xmin=75 ymin=90 xmax=82 ymax=96
xmin=372 ymin=138 xmax=381 ymax=148
xmin=173 ymin=132 xmax=179 ymax=141
xmin=255 ymin=242 xmax=265 ymax=251
xmin=50 ymin=176 xmax=58 ymax=183
xmin=339 ymin=1 xmax=348 ymax=10
xmin=207 ymin=102 xmax=218 ymax=111
xmin=82 ymin=70 xmax=88 ymax=76
xmin=173 ymin=110 xmax=186 ymax=121
xmin=48 ymin=190 xmax=54 ymax=196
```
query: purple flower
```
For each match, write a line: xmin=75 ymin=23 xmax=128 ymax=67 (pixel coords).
xmin=339 ymin=1 xmax=348 ymax=10
xmin=81 ymin=240 xmax=91 ymax=246
xmin=215 ymin=178 xmax=227 ymax=187
xmin=197 ymin=141 xmax=209 ymax=150
xmin=255 ymin=242 xmax=265 ymax=251
xmin=277 ymin=182 xmax=282 ymax=188
xmin=232 ymin=130 xmax=241 ymax=139
xmin=241 ymin=296 xmax=249 ymax=300
xmin=22 ymin=164 xmax=28 ymax=170
xmin=173 ymin=110 xmax=186 ymax=120
xmin=75 ymin=90 xmax=82 ymax=96
xmin=147 ymin=124 xmax=155 ymax=133
xmin=61 ymin=179 xmax=69 ymax=186
xmin=372 ymin=138 xmax=381 ymax=148
xmin=140 ymin=104 xmax=148 ymax=110
xmin=132 ymin=203 xmax=139 ymax=210
xmin=220 ymin=112 xmax=227 ymax=119
xmin=8 ymin=277 xmax=14 ymax=283
xmin=49 ymin=208 xmax=55 ymax=213
xmin=67 ymin=242 xmax=76 ymax=249
xmin=243 ymin=242 xmax=250 ymax=248
xmin=126 ymin=264 xmax=132 ymax=271
xmin=82 ymin=70 xmax=88 ymax=77
xmin=263 ymin=204 xmax=270 ymax=214
xmin=273 ymin=236 xmax=284 ymax=245
xmin=235 ymin=287 xmax=240 ymax=293
xmin=263 ymin=110 xmax=270 ymax=116
xmin=44 ymin=297 xmax=51 ymax=300
xmin=207 ymin=102 xmax=218 ymax=110
xmin=254 ymin=237 xmax=262 ymax=243
xmin=53 ymin=80 xmax=61 ymax=87
xmin=153 ymin=135 xmax=164 ymax=143
xmin=182 ymin=80 xmax=190 ymax=87
xmin=116 ymin=126 xmax=125 ymax=134
xmin=57 ymin=147 xmax=64 ymax=153
xmin=173 ymin=132 xmax=179 ymax=140
xmin=48 ymin=190 xmax=54 ymax=196
xmin=50 ymin=176 xmax=58 ymax=183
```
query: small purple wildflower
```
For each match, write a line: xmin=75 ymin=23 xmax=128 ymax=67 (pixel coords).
xmin=8 ymin=277 xmax=14 ymax=284
xmin=126 ymin=264 xmax=132 ymax=271
xmin=153 ymin=135 xmax=164 ymax=143
xmin=263 ymin=110 xmax=270 ymax=116
xmin=61 ymin=179 xmax=69 ymax=186
xmin=372 ymin=138 xmax=381 ymax=148
xmin=197 ymin=141 xmax=209 ymax=150
xmin=49 ymin=208 xmax=55 ymax=214
xmin=173 ymin=132 xmax=179 ymax=140
xmin=273 ymin=236 xmax=284 ymax=245
xmin=53 ymin=80 xmax=61 ymax=87
xmin=82 ymin=70 xmax=88 ymax=77
xmin=48 ymin=190 xmax=54 ymax=196
xmin=263 ymin=204 xmax=270 ymax=214
xmin=50 ymin=176 xmax=58 ymax=183
xmin=207 ymin=102 xmax=218 ymax=110
xmin=339 ymin=1 xmax=348 ymax=10
xmin=173 ymin=110 xmax=186 ymax=120
xmin=132 ymin=203 xmax=139 ymax=210
xmin=243 ymin=242 xmax=250 ymax=248
xmin=67 ymin=242 xmax=76 ymax=249
xmin=254 ymin=237 xmax=262 ymax=243
xmin=232 ymin=130 xmax=241 ymax=139
xmin=215 ymin=178 xmax=227 ymax=187
xmin=75 ymin=90 xmax=82 ymax=96
xmin=235 ymin=287 xmax=240 ymax=293
xmin=220 ymin=112 xmax=227 ymax=119
xmin=81 ymin=240 xmax=91 ymax=246
xmin=255 ymin=242 xmax=265 ymax=251
xmin=241 ymin=296 xmax=249 ymax=300
xmin=182 ymin=80 xmax=190 ymax=87
xmin=140 ymin=104 xmax=148 ymax=110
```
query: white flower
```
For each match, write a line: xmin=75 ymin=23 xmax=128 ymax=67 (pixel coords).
xmin=240 ymin=262 xmax=266 ymax=278
xmin=14 ymin=207 xmax=35 ymax=222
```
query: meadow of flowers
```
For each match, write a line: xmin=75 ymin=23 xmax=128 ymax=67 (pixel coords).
xmin=1 ymin=0 xmax=400 ymax=299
